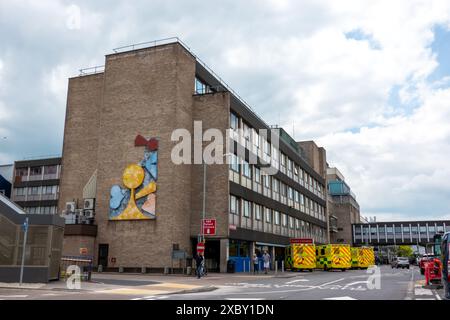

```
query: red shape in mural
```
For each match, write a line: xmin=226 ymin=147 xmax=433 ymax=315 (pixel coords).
xmin=135 ymin=134 xmax=148 ymax=147
xmin=135 ymin=135 xmax=159 ymax=151
xmin=148 ymin=138 xmax=158 ymax=151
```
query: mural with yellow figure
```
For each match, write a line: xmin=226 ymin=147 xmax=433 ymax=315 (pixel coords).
xmin=109 ymin=136 xmax=158 ymax=220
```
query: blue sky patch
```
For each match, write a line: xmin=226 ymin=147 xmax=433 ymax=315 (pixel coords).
xmin=428 ymin=24 xmax=450 ymax=83
xmin=344 ymin=28 xmax=382 ymax=50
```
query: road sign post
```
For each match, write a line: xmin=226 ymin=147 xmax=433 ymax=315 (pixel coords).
xmin=197 ymin=242 xmax=205 ymax=255
xmin=19 ymin=217 xmax=29 ymax=286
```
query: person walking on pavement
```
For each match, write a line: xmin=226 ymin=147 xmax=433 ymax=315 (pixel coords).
xmin=195 ymin=253 xmax=204 ymax=279
xmin=263 ymin=251 xmax=271 ymax=274
xmin=253 ymin=254 xmax=259 ymax=274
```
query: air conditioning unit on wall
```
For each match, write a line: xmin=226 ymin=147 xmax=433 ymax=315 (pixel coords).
xmin=84 ymin=210 xmax=95 ymax=219
xmin=83 ymin=198 xmax=95 ymax=210
xmin=65 ymin=202 xmax=76 ymax=213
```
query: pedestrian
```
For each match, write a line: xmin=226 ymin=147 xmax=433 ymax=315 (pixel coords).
xmin=253 ymin=254 xmax=259 ymax=274
xmin=263 ymin=251 xmax=271 ymax=274
xmin=195 ymin=253 xmax=204 ymax=279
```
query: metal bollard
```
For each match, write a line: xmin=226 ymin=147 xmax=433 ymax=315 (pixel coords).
xmin=141 ymin=266 xmax=146 ymax=274
xmin=164 ymin=266 xmax=169 ymax=275
xmin=98 ymin=265 xmax=103 ymax=273
xmin=275 ymin=261 xmax=278 ymax=274
xmin=282 ymin=260 xmax=284 ymax=273
xmin=119 ymin=266 xmax=124 ymax=273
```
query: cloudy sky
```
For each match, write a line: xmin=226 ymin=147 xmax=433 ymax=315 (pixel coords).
xmin=0 ymin=0 xmax=449 ymax=221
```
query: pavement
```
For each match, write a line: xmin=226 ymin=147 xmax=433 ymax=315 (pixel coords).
xmin=0 ymin=265 xmax=446 ymax=300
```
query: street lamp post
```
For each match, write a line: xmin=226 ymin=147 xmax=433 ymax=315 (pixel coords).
xmin=202 ymin=162 xmax=206 ymax=244
xmin=19 ymin=217 xmax=29 ymax=286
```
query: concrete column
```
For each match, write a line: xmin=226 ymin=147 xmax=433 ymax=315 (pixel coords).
xmin=271 ymin=246 xmax=275 ymax=271
xmin=249 ymin=241 xmax=255 ymax=272
xmin=220 ymin=238 xmax=229 ymax=273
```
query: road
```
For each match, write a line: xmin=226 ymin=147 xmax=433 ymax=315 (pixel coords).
xmin=0 ymin=266 xmax=444 ymax=300
xmin=163 ymin=265 xmax=443 ymax=300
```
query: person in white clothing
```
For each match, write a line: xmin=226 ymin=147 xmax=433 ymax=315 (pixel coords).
xmin=262 ymin=251 xmax=271 ymax=274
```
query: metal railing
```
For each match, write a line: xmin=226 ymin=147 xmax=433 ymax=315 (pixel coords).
xmin=79 ymin=65 xmax=105 ymax=76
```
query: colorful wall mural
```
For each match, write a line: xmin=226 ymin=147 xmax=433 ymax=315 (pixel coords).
xmin=109 ymin=135 xmax=158 ymax=220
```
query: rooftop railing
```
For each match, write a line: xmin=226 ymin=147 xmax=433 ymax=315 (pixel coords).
xmin=78 ymin=65 xmax=105 ymax=76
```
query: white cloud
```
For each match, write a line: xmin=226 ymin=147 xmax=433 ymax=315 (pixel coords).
xmin=0 ymin=0 xmax=449 ymax=220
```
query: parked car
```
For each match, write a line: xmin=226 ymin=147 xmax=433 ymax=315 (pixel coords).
xmin=391 ymin=256 xmax=410 ymax=269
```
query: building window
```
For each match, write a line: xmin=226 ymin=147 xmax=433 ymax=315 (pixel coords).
xmin=255 ymin=205 xmax=262 ymax=221
xmin=280 ymin=183 xmax=287 ymax=197
xmin=282 ymin=214 xmax=287 ymax=227
xmin=195 ymin=77 xmax=211 ymax=94
xmin=30 ymin=166 xmax=42 ymax=176
xmin=274 ymin=211 xmax=280 ymax=225
xmin=243 ymin=122 xmax=251 ymax=148
xmin=230 ymin=112 xmax=239 ymax=130
xmin=289 ymin=216 xmax=294 ymax=229
xmin=242 ymin=200 xmax=251 ymax=218
xmin=263 ymin=175 xmax=271 ymax=188
xmin=265 ymin=208 xmax=272 ymax=223
xmin=44 ymin=165 xmax=57 ymax=175
xmin=230 ymin=196 xmax=239 ymax=215
xmin=230 ymin=154 xmax=239 ymax=172
xmin=15 ymin=168 xmax=28 ymax=177
xmin=28 ymin=186 xmax=40 ymax=195
xmin=272 ymin=179 xmax=279 ymax=192
xmin=15 ymin=188 xmax=26 ymax=196
xmin=254 ymin=167 xmax=261 ymax=184
xmin=242 ymin=160 xmax=251 ymax=178
xmin=42 ymin=185 xmax=57 ymax=194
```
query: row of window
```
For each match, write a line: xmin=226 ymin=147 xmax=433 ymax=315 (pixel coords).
xmin=355 ymin=225 xmax=449 ymax=235
xmin=25 ymin=206 xmax=58 ymax=214
xmin=14 ymin=185 xmax=59 ymax=196
xmin=354 ymin=224 xmax=450 ymax=242
xmin=229 ymin=155 xmax=326 ymax=222
xmin=230 ymin=195 xmax=327 ymax=243
xmin=15 ymin=165 xmax=59 ymax=177
xmin=230 ymin=112 xmax=325 ymax=200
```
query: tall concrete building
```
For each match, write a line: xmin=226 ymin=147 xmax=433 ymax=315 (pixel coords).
xmin=59 ymin=38 xmax=328 ymax=273
xmin=10 ymin=157 xmax=61 ymax=215
xmin=327 ymin=167 xmax=361 ymax=245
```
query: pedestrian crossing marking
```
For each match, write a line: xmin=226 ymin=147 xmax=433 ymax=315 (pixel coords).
xmin=95 ymin=282 xmax=201 ymax=296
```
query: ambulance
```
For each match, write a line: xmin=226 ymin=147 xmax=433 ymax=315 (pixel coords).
xmin=316 ymin=244 xmax=351 ymax=271
xmin=285 ymin=238 xmax=316 ymax=272
xmin=351 ymin=246 xmax=375 ymax=269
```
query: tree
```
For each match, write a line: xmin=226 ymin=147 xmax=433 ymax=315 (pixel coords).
xmin=396 ymin=245 xmax=414 ymax=257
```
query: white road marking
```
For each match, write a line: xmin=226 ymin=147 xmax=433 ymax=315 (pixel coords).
xmin=324 ymin=296 xmax=356 ymax=300
xmin=285 ymin=279 xmax=309 ymax=284
xmin=414 ymin=288 xmax=433 ymax=296
xmin=415 ymin=298 xmax=435 ymax=300
xmin=224 ymin=298 xmax=265 ymax=300
xmin=319 ymin=278 xmax=346 ymax=287
xmin=435 ymin=293 xmax=442 ymax=300
xmin=0 ymin=295 xmax=28 ymax=298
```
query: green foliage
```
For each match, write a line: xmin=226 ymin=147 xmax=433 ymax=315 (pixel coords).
xmin=396 ymin=245 xmax=414 ymax=257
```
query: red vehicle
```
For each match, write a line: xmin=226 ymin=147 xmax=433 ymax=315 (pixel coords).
xmin=419 ymin=253 xmax=435 ymax=275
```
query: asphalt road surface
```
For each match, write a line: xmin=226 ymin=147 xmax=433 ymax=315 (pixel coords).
xmin=0 ymin=266 xmax=444 ymax=300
